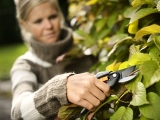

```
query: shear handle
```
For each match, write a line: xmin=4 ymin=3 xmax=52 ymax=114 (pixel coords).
xmin=95 ymin=71 xmax=110 ymax=79
xmin=106 ymin=72 xmax=120 ymax=88
xmin=80 ymin=72 xmax=120 ymax=117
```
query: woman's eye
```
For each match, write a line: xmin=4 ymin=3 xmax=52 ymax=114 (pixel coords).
xmin=34 ymin=19 xmax=42 ymax=24
xmin=49 ymin=14 xmax=58 ymax=20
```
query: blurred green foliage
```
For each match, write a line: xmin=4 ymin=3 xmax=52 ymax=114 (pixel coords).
xmin=58 ymin=0 xmax=160 ymax=120
xmin=0 ymin=44 xmax=27 ymax=80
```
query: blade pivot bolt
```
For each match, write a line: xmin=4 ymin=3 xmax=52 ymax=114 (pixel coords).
xmin=112 ymin=73 xmax=117 ymax=77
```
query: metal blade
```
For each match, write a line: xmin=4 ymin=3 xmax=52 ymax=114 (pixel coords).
xmin=118 ymin=71 xmax=138 ymax=83
xmin=117 ymin=66 xmax=136 ymax=79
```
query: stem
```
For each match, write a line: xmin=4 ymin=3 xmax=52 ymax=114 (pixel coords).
xmin=115 ymin=90 xmax=131 ymax=110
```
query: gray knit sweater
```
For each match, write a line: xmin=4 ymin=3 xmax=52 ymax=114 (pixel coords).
xmin=10 ymin=27 xmax=96 ymax=120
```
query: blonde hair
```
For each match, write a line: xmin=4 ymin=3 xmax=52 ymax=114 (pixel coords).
xmin=15 ymin=0 xmax=64 ymax=25
xmin=15 ymin=0 xmax=65 ymax=41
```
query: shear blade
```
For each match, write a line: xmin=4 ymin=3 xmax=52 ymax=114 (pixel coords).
xmin=118 ymin=66 xmax=136 ymax=78
xmin=118 ymin=72 xmax=138 ymax=83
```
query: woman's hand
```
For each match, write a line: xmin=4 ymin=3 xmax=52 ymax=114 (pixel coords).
xmin=66 ymin=72 xmax=110 ymax=111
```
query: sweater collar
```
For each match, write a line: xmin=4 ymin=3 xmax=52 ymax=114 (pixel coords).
xmin=28 ymin=27 xmax=73 ymax=64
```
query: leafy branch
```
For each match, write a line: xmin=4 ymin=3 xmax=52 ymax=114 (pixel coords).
xmin=58 ymin=0 xmax=160 ymax=119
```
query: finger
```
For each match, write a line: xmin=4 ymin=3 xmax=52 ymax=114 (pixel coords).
xmin=94 ymin=79 xmax=110 ymax=96
xmin=90 ymin=86 xmax=106 ymax=101
xmin=84 ymin=92 xmax=101 ymax=107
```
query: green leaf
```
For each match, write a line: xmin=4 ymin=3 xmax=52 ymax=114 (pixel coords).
xmin=110 ymin=107 xmax=133 ymax=120
xmin=86 ymin=0 xmax=98 ymax=5
xmin=132 ymin=0 xmax=155 ymax=7
xmin=95 ymin=18 xmax=107 ymax=32
xmin=140 ymin=60 xmax=159 ymax=88
xmin=58 ymin=105 xmax=82 ymax=120
xmin=126 ymin=74 xmax=142 ymax=92
xmin=107 ymin=11 xmax=118 ymax=29
xmin=140 ymin=115 xmax=153 ymax=120
xmin=74 ymin=30 xmax=95 ymax=47
xmin=118 ymin=61 xmax=129 ymax=70
xmin=129 ymin=44 xmax=140 ymax=57
xmin=129 ymin=8 xmax=158 ymax=24
xmin=108 ymin=34 xmax=129 ymax=46
xmin=135 ymin=24 xmax=160 ymax=40
xmin=139 ymin=92 xmax=160 ymax=119
xmin=107 ymin=36 xmax=132 ymax=58
xmin=156 ymin=1 xmax=160 ymax=11
xmin=150 ymin=68 xmax=160 ymax=86
xmin=130 ymin=82 xmax=149 ymax=106
xmin=97 ymin=28 xmax=110 ymax=40
xmin=149 ymin=45 xmax=160 ymax=62
xmin=128 ymin=52 xmax=151 ymax=66
xmin=124 ymin=6 xmax=141 ymax=18
xmin=154 ymin=35 xmax=160 ymax=50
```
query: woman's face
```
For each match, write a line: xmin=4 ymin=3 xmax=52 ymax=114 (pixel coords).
xmin=23 ymin=2 xmax=61 ymax=44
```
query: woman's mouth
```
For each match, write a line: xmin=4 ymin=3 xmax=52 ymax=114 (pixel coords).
xmin=45 ymin=32 xmax=56 ymax=38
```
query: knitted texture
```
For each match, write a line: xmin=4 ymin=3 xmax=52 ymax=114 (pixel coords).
xmin=11 ymin=71 xmax=73 ymax=120
xmin=29 ymin=27 xmax=73 ymax=64
xmin=34 ymin=73 xmax=74 ymax=117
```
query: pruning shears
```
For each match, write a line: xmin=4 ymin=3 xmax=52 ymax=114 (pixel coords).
xmin=79 ymin=65 xmax=139 ymax=118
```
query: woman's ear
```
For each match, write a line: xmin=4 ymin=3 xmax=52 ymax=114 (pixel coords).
xmin=20 ymin=20 xmax=29 ymax=31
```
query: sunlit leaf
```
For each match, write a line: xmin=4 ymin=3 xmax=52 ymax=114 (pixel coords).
xmin=128 ymin=52 xmax=151 ymax=66
xmin=149 ymin=45 xmax=160 ymax=62
xmin=129 ymin=8 xmax=158 ymax=24
xmin=118 ymin=61 xmax=129 ymax=70
xmin=106 ymin=62 xmax=121 ymax=71
xmin=154 ymin=35 xmax=160 ymax=50
xmin=140 ymin=60 xmax=159 ymax=88
xmin=69 ymin=3 xmax=81 ymax=18
xmin=124 ymin=6 xmax=141 ymax=18
xmin=156 ymin=0 xmax=160 ymax=11
xmin=139 ymin=92 xmax=160 ymax=119
xmin=130 ymin=82 xmax=149 ymax=106
xmin=86 ymin=0 xmax=98 ymax=5
xmin=128 ymin=20 xmax=139 ymax=34
xmin=129 ymin=44 xmax=140 ymax=57
xmin=132 ymin=0 xmax=154 ymax=7
xmin=110 ymin=107 xmax=133 ymax=120
xmin=126 ymin=74 xmax=142 ymax=92
xmin=150 ymin=68 xmax=160 ymax=86
xmin=135 ymin=24 xmax=160 ymax=40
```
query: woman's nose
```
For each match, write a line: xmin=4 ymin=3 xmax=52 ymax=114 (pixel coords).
xmin=44 ymin=20 xmax=53 ymax=29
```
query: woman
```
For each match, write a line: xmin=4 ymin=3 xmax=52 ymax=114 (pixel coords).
xmin=11 ymin=0 xmax=110 ymax=119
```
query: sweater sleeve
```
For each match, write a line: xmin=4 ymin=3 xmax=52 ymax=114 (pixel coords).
xmin=10 ymin=59 xmax=74 ymax=120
